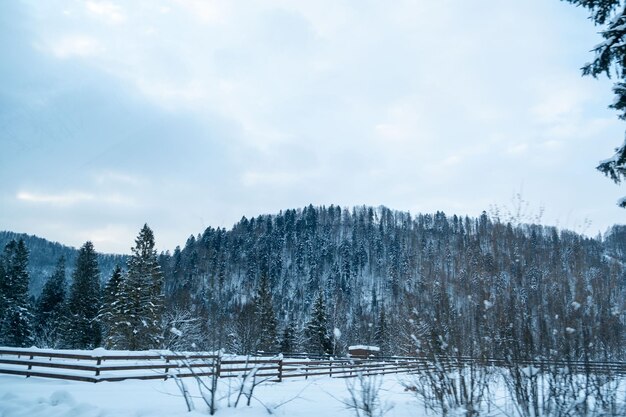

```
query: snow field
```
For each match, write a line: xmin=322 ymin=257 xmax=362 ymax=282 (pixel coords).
xmin=2 ymin=370 xmax=625 ymax=416
xmin=0 ymin=373 xmax=419 ymax=417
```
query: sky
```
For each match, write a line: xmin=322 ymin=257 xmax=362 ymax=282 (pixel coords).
xmin=0 ymin=0 xmax=624 ymax=254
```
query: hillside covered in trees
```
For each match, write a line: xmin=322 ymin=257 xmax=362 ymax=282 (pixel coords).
xmin=1 ymin=206 xmax=625 ymax=362
xmin=163 ymin=205 xmax=626 ymax=359
xmin=0 ymin=231 xmax=127 ymax=296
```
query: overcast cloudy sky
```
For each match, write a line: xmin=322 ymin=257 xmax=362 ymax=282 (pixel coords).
xmin=1 ymin=0 xmax=624 ymax=254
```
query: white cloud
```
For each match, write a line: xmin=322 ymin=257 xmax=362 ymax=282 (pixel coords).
xmin=507 ymin=143 xmax=529 ymax=155
xmin=76 ymin=224 xmax=135 ymax=251
xmin=17 ymin=191 xmax=95 ymax=206
xmin=374 ymin=103 xmax=428 ymax=144
xmin=530 ymin=80 xmax=587 ymax=124
xmin=85 ymin=1 xmax=126 ymax=24
xmin=172 ymin=0 xmax=226 ymax=24
xmin=93 ymin=171 xmax=144 ymax=187
xmin=16 ymin=190 xmax=136 ymax=208
xmin=47 ymin=35 xmax=100 ymax=58
xmin=4 ymin=0 xmax=625 ymax=253
xmin=241 ymin=169 xmax=319 ymax=187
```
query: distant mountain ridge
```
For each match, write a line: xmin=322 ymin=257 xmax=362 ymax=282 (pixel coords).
xmin=0 ymin=231 xmax=128 ymax=296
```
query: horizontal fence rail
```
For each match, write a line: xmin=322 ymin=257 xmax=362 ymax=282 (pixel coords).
xmin=0 ymin=347 xmax=625 ymax=383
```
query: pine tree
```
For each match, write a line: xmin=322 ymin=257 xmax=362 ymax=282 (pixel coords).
xmin=110 ymin=224 xmax=164 ymax=350
xmin=255 ymin=274 xmax=278 ymax=352
xmin=65 ymin=242 xmax=101 ymax=349
xmin=306 ymin=291 xmax=332 ymax=355
xmin=0 ymin=240 xmax=34 ymax=347
xmin=280 ymin=321 xmax=297 ymax=354
xmin=563 ymin=0 xmax=626 ymax=205
xmin=100 ymin=265 xmax=123 ymax=347
xmin=374 ymin=303 xmax=389 ymax=356
xmin=35 ymin=256 xmax=66 ymax=347
xmin=0 ymin=255 xmax=4 ymax=325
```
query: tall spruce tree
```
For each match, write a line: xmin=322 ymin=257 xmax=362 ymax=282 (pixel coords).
xmin=0 ymin=240 xmax=33 ymax=347
xmin=306 ymin=291 xmax=332 ymax=355
xmin=280 ymin=320 xmax=298 ymax=354
xmin=110 ymin=224 xmax=164 ymax=350
xmin=374 ymin=303 xmax=389 ymax=356
xmin=0 ymin=254 xmax=4 ymax=325
xmin=100 ymin=265 xmax=123 ymax=347
xmin=563 ymin=0 xmax=626 ymax=206
xmin=35 ymin=256 xmax=66 ymax=347
xmin=65 ymin=242 xmax=101 ymax=349
xmin=255 ymin=274 xmax=278 ymax=352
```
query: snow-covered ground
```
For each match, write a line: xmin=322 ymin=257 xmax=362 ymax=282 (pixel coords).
xmin=0 ymin=373 xmax=421 ymax=417
xmin=3 ymin=371 xmax=624 ymax=416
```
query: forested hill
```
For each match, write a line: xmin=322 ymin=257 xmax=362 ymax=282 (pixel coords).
xmin=0 ymin=231 xmax=127 ymax=296
xmin=3 ymin=206 xmax=625 ymax=358
xmin=163 ymin=205 xmax=626 ymax=357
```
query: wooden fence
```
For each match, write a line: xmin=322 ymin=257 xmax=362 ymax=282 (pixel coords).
xmin=0 ymin=347 xmax=433 ymax=383
xmin=0 ymin=347 xmax=625 ymax=383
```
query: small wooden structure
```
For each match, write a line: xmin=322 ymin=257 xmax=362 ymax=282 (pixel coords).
xmin=348 ymin=345 xmax=380 ymax=359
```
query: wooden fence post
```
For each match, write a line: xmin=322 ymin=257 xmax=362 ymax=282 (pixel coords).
xmin=27 ymin=354 xmax=33 ymax=377
xmin=329 ymin=360 xmax=333 ymax=378
xmin=95 ymin=357 xmax=101 ymax=377
xmin=164 ymin=358 xmax=170 ymax=380
xmin=277 ymin=359 xmax=283 ymax=382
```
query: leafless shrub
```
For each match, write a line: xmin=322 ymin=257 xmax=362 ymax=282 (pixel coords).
xmin=342 ymin=372 xmax=392 ymax=417
xmin=500 ymin=358 xmax=626 ymax=417
xmin=404 ymin=354 xmax=491 ymax=417
xmin=171 ymin=352 xmax=221 ymax=415
xmin=501 ymin=362 xmax=544 ymax=417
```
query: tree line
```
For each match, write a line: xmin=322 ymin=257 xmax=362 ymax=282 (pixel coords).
xmin=0 ymin=231 xmax=126 ymax=296
xmin=163 ymin=205 xmax=626 ymax=360
xmin=0 ymin=225 xmax=164 ymax=350
xmin=1 ymin=205 xmax=624 ymax=362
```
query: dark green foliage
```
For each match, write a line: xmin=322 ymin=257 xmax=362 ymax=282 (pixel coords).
xmin=35 ymin=257 xmax=66 ymax=347
xmin=255 ymin=274 xmax=278 ymax=352
xmin=230 ymin=301 xmax=259 ymax=354
xmin=37 ymin=257 xmax=66 ymax=315
xmin=2 ymin=307 xmax=33 ymax=347
xmin=65 ymin=242 xmax=101 ymax=349
xmin=563 ymin=0 xmax=626 ymax=204
xmin=374 ymin=304 xmax=389 ymax=356
xmin=1 ymin=240 xmax=30 ymax=300
xmin=164 ymin=205 xmax=626 ymax=359
xmin=0 ymin=258 xmax=4 ymax=323
xmin=0 ymin=239 xmax=34 ymax=347
xmin=0 ymin=231 xmax=128 ymax=296
xmin=107 ymin=225 xmax=164 ymax=350
xmin=280 ymin=321 xmax=298 ymax=354
xmin=100 ymin=265 xmax=123 ymax=346
xmin=306 ymin=292 xmax=332 ymax=355
xmin=15 ymin=205 xmax=626 ymax=358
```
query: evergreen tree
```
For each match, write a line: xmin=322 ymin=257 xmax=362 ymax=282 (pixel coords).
xmin=374 ymin=303 xmax=389 ymax=356
xmin=563 ymin=0 xmax=626 ymax=205
xmin=65 ymin=241 xmax=101 ymax=349
xmin=0 ymin=240 xmax=33 ymax=347
xmin=0 ymin=255 xmax=4 ymax=325
xmin=110 ymin=224 xmax=164 ymax=350
xmin=35 ymin=256 xmax=66 ymax=347
xmin=280 ymin=320 xmax=297 ymax=354
xmin=100 ymin=265 xmax=123 ymax=347
xmin=255 ymin=274 xmax=278 ymax=352
xmin=305 ymin=291 xmax=332 ymax=355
